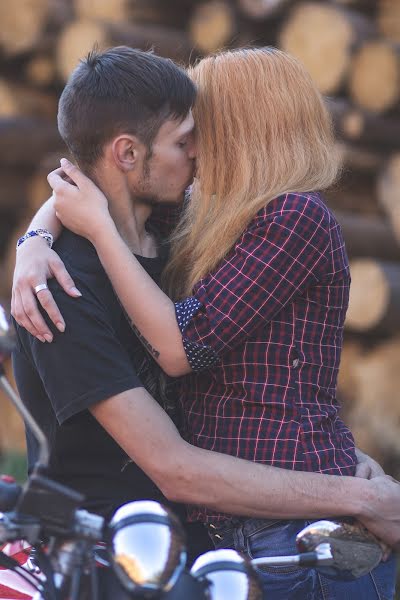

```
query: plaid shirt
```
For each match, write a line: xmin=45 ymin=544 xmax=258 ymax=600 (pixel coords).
xmin=173 ymin=192 xmax=356 ymax=523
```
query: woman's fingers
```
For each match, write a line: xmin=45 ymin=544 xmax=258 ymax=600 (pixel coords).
xmin=12 ymin=288 xmax=47 ymax=342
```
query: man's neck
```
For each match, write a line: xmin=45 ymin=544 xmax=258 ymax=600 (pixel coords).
xmin=91 ymin=170 xmax=155 ymax=257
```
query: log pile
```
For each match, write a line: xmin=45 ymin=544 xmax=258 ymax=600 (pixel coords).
xmin=0 ymin=0 xmax=399 ymax=475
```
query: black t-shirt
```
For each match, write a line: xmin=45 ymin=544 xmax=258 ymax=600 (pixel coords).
xmin=12 ymin=230 xmax=170 ymax=519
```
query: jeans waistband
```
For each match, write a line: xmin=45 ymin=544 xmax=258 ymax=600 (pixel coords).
xmin=205 ymin=517 xmax=283 ymax=547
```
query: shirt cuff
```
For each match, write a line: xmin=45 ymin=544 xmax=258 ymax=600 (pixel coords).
xmin=175 ymin=297 xmax=220 ymax=372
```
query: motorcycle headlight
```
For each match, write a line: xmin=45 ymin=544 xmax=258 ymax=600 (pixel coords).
xmin=191 ymin=549 xmax=262 ymax=600
xmin=107 ymin=501 xmax=186 ymax=595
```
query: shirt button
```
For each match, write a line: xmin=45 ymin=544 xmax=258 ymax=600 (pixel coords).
xmin=292 ymin=358 xmax=299 ymax=368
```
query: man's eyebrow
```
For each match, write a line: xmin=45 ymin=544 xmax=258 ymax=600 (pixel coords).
xmin=177 ymin=123 xmax=195 ymax=138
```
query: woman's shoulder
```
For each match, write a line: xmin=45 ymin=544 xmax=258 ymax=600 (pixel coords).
xmin=256 ymin=191 xmax=334 ymax=230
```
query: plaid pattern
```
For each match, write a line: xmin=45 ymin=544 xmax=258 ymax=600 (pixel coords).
xmin=174 ymin=192 xmax=356 ymax=523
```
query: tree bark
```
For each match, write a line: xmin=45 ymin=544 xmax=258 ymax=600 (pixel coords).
xmin=334 ymin=210 xmax=400 ymax=261
xmin=0 ymin=118 xmax=64 ymax=167
xmin=328 ymin=98 xmax=400 ymax=150
xmin=238 ymin=0 xmax=293 ymax=19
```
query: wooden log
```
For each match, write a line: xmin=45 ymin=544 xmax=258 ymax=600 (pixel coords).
xmin=337 ymin=339 xmax=364 ymax=409
xmin=27 ymin=153 xmax=68 ymax=213
xmin=0 ymin=0 xmax=71 ymax=56
xmin=346 ymin=259 xmax=400 ymax=334
xmin=378 ymin=0 xmax=400 ymax=44
xmin=377 ymin=153 xmax=400 ymax=244
xmin=238 ymin=0 xmax=292 ymax=19
xmin=189 ymin=1 xmax=237 ymax=54
xmin=25 ymin=55 xmax=58 ymax=88
xmin=0 ymin=358 xmax=26 ymax=453
xmin=56 ymin=19 xmax=196 ymax=81
xmin=328 ymin=99 xmax=400 ymax=150
xmin=334 ymin=142 xmax=386 ymax=174
xmin=334 ymin=211 xmax=400 ymax=261
xmin=348 ymin=40 xmax=400 ymax=113
xmin=325 ymin=169 xmax=380 ymax=216
xmin=0 ymin=118 xmax=64 ymax=167
xmin=332 ymin=0 xmax=376 ymax=11
xmin=0 ymin=171 xmax=31 ymax=213
xmin=0 ymin=79 xmax=57 ymax=119
xmin=351 ymin=337 xmax=400 ymax=459
xmin=278 ymin=2 xmax=375 ymax=94
xmin=74 ymin=0 xmax=194 ymax=28
xmin=0 ymin=220 xmax=29 ymax=299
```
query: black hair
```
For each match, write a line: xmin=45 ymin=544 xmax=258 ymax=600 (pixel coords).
xmin=58 ymin=46 xmax=196 ymax=170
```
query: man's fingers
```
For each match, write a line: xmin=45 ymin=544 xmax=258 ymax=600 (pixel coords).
xmin=50 ymin=258 xmax=81 ymax=300
xmin=12 ymin=290 xmax=46 ymax=342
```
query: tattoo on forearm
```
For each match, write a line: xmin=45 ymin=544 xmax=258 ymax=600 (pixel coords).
xmin=130 ymin=322 xmax=160 ymax=359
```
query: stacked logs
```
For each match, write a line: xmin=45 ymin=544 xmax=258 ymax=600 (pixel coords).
xmin=0 ymin=0 xmax=399 ymax=473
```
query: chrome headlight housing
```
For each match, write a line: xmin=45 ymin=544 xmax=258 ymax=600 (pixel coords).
xmin=191 ymin=549 xmax=262 ymax=600
xmin=107 ymin=501 xmax=186 ymax=595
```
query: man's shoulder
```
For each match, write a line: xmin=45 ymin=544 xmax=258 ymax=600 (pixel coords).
xmin=53 ymin=230 xmax=103 ymax=275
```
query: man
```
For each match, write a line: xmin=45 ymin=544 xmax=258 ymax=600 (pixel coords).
xmin=11 ymin=44 xmax=400 ymax=567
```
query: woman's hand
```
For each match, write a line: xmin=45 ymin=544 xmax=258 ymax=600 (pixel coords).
xmin=47 ymin=159 xmax=113 ymax=242
xmin=12 ymin=237 xmax=81 ymax=342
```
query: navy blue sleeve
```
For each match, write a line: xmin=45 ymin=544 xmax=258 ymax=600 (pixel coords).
xmin=15 ymin=284 xmax=142 ymax=425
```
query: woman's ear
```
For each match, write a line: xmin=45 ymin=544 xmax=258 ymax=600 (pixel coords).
xmin=111 ymin=135 xmax=142 ymax=172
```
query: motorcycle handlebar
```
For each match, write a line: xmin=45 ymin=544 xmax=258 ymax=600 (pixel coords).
xmin=0 ymin=479 xmax=22 ymax=512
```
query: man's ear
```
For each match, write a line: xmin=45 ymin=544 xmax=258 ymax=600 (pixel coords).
xmin=111 ymin=135 xmax=143 ymax=172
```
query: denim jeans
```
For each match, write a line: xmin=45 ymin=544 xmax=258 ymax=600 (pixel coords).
xmin=207 ymin=518 xmax=397 ymax=600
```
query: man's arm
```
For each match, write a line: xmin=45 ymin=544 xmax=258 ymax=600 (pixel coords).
xmin=92 ymin=386 xmax=400 ymax=548
xmin=12 ymin=196 xmax=79 ymax=341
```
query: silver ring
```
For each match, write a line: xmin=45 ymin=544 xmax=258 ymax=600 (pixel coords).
xmin=34 ymin=283 xmax=49 ymax=295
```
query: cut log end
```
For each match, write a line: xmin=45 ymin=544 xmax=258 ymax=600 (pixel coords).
xmin=279 ymin=2 xmax=364 ymax=94
xmin=74 ymin=0 xmax=129 ymax=23
xmin=56 ymin=20 xmax=108 ymax=82
xmin=189 ymin=1 xmax=236 ymax=54
xmin=378 ymin=0 xmax=400 ymax=44
xmin=347 ymin=259 xmax=390 ymax=331
xmin=377 ymin=154 xmax=400 ymax=243
xmin=349 ymin=41 xmax=400 ymax=113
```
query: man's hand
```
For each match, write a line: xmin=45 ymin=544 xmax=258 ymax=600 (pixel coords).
xmin=358 ymin=475 xmax=400 ymax=550
xmin=11 ymin=237 xmax=80 ymax=342
xmin=355 ymin=447 xmax=386 ymax=479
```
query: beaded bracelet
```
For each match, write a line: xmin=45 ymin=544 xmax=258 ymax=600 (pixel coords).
xmin=16 ymin=229 xmax=54 ymax=250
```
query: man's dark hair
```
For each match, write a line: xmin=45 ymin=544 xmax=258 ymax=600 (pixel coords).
xmin=58 ymin=46 xmax=196 ymax=171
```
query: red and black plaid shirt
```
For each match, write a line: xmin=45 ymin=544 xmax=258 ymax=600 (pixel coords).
xmin=171 ymin=192 xmax=356 ymax=523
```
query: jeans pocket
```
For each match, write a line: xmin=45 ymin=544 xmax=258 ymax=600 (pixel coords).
xmin=369 ymin=555 xmax=397 ymax=600
xmin=245 ymin=519 xmax=307 ymax=574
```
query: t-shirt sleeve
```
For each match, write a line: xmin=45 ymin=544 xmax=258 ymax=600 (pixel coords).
xmin=174 ymin=196 xmax=331 ymax=372
xmin=15 ymin=285 xmax=143 ymax=425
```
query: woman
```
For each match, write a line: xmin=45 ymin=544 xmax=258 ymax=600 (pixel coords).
xmin=12 ymin=48 xmax=397 ymax=599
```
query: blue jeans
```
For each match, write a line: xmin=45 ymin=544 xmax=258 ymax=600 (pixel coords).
xmin=207 ymin=518 xmax=397 ymax=600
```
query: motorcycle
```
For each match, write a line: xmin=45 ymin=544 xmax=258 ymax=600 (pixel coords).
xmin=0 ymin=305 xmax=384 ymax=600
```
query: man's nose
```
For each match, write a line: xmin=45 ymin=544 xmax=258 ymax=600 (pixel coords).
xmin=187 ymin=139 xmax=197 ymax=160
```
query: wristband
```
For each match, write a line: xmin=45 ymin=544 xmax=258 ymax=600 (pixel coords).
xmin=16 ymin=229 xmax=54 ymax=250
